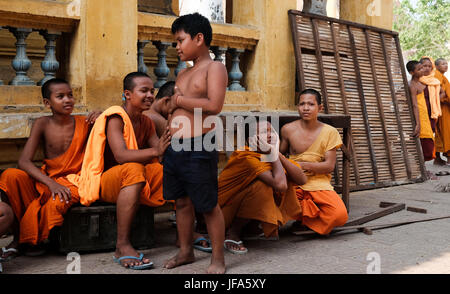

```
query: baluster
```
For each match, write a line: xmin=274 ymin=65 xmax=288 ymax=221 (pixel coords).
xmin=8 ymin=27 xmax=34 ymax=85
xmin=0 ymin=27 xmax=3 ymax=85
xmin=211 ymin=46 xmax=227 ymax=63
xmin=175 ymin=56 xmax=186 ymax=77
xmin=152 ymin=41 xmax=171 ymax=88
xmin=137 ymin=40 xmax=150 ymax=73
xmin=228 ymin=48 xmax=245 ymax=91
xmin=38 ymin=30 xmax=61 ymax=86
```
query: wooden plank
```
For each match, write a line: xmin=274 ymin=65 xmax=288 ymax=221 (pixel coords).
xmin=347 ymin=25 xmax=379 ymax=183
xmin=380 ymin=34 xmax=411 ymax=179
xmin=407 ymin=206 xmax=427 ymax=214
xmin=311 ymin=18 xmax=329 ymax=112
xmin=393 ymin=35 xmax=427 ymax=181
xmin=344 ymin=203 xmax=405 ymax=226
xmin=364 ymin=29 xmax=396 ymax=181
xmin=342 ymin=126 xmax=351 ymax=212
xmin=330 ymin=22 xmax=360 ymax=186
xmin=288 ymin=13 xmax=306 ymax=103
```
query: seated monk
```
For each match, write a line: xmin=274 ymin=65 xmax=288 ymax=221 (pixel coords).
xmin=280 ymin=89 xmax=348 ymax=235
xmin=218 ymin=120 xmax=307 ymax=254
xmin=434 ymin=58 xmax=450 ymax=164
xmin=67 ymin=72 xmax=171 ymax=270
xmin=0 ymin=78 xmax=99 ymax=259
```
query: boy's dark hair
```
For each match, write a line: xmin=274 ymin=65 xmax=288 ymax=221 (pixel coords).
xmin=41 ymin=78 xmax=70 ymax=99
xmin=299 ymin=88 xmax=322 ymax=105
xmin=171 ymin=13 xmax=212 ymax=47
xmin=123 ymin=72 xmax=151 ymax=92
xmin=156 ymin=81 xmax=175 ymax=99
xmin=406 ymin=60 xmax=420 ymax=73
xmin=436 ymin=58 xmax=446 ymax=66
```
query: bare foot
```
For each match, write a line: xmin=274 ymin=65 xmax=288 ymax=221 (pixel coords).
xmin=434 ymin=158 xmax=447 ymax=166
xmin=164 ymin=250 xmax=195 ymax=269
xmin=224 ymin=230 xmax=247 ymax=254
xmin=207 ymin=260 xmax=226 ymax=274
xmin=114 ymin=244 xmax=151 ymax=268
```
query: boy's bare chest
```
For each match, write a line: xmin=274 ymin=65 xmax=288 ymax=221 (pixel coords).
xmin=177 ymin=67 xmax=208 ymax=97
xmin=289 ymin=128 xmax=321 ymax=154
xmin=43 ymin=123 xmax=75 ymax=158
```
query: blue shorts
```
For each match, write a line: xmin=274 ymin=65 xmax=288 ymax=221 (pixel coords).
xmin=162 ymin=134 xmax=218 ymax=213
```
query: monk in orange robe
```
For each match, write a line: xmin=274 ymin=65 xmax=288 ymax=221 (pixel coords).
xmin=434 ymin=58 xmax=450 ymax=163
xmin=219 ymin=121 xmax=307 ymax=254
xmin=68 ymin=72 xmax=171 ymax=270
xmin=0 ymin=78 xmax=99 ymax=259
xmin=280 ymin=89 xmax=348 ymax=235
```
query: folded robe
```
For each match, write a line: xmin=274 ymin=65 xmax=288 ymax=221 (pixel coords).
xmin=0 ymin=116 xmax=89 ymax=245
xmin=218 ymin=148 xmax=302 ymax=238
xmin=419 ymin=56 xmax=442 ymax=120
xmin=67 ymin=106 xmax=164 ymax=207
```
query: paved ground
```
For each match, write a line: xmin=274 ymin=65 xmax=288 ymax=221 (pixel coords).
xmin=1 ymin=162 xmax=449 ymax=275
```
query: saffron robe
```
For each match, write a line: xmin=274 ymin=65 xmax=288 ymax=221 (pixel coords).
xmin=434 ymin=70 xmax=450 ymax=154
xmin=0 ymin=115 xmax=89 ymax=244
xmin=289 ymin=123 xmax=348 ymax=235
xmin=218 ymin=149 xmax=302 ymax=238
xmin=67 ymin=106 xmax=165 ymax=207
xmin=417 ymin=90 xmax=436 ymax=161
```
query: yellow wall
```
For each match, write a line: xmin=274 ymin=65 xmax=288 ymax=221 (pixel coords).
xmin=340 ymin=0 xmax=394 ymax=31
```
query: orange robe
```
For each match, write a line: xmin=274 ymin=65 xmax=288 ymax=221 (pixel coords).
xmin=435 ymin=70 xmax=450 ymax=154
xmin=290 ymin=123 xmax=348 ymax=235
xmin=67 ymin=106 xmax=165 ymax=207
xmin=218 ymin=149 xmax=302 ymax=238
xmin=419 ymin=56 xmax=441 ymax=120
xmin=0 ymin=116 xmax=89 ymax=245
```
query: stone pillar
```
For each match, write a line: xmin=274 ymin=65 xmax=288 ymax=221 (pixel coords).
xmin=340 ymin=0 xmax=393 ymax=30
xmin=232 ymin=0 xmax=297 ymax=110
xmin=68 ymin=0 xmax=138 ymax=110
xmin=303 ymin=0 xmax=327 ymax=16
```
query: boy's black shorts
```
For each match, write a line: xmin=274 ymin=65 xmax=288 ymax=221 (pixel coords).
xmin=162 ymin=133 xmax=218 ymax=213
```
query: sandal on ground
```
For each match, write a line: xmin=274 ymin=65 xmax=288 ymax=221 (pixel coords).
xmin=0 ymin=247 xmax=19 ymax=261
xmin=193 ymin=236 xmax=212 ymax=253
xmin=113 ymin=252 xmax=154 ymax=270
xmin=224 ymin=239 xmax=248 ymax=255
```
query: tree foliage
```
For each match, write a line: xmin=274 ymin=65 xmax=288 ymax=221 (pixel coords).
xmin=394 ymin=0 xmax=450 ymax=62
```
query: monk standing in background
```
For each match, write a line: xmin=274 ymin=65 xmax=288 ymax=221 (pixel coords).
xmin=434 ymin=58 xmax=450 ymax=164
xmin=280 ymin=89 xmax=348 ymax=235
xmin=0 ymin=78 xmax=99 ymax=259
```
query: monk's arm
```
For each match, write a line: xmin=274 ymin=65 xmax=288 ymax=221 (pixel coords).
xmin=18 ymin=118 xmax=72 ymax=202
xmin=300 ymin=148 xmax=337 ymax=175
xmin=106 ymin=116 xmax=162 ymax=164
xmin=409 ymin=85 xmax=421 ymax=137
xmin=279 ymin=125 xmax=290 ymax=155
xmin=172 ymin=62 xmax=228 ymax=115
xmin=279 ymin=153 xmax=307 ymax=185
xmin=147 ymin=127 xmax=171 ymax=163
xmin=256 ymin=158 xmax=288 ymax=192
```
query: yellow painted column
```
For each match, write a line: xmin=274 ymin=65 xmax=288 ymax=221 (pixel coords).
xmin=68 ymin=0 xmax=138 ymax=111
xmin=233 ymin=0 xmax=298 ymax=111
xmin=339 ymin=0 xmax=393 ymax=30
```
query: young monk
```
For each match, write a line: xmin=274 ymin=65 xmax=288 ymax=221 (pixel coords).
xmin=68 ymin=72 xmax=171 ymax=270
xmin=280 ymin=89 xmax=348 ymax=235
xmin=218 ymin=120 xmax=307 ymax=254
xmin=163 ymin=13 xmax=228 ymax=274
xmin=407 ymin=60 xmax=438 ymax=165
xmin=0 ymin=78 xmax=99 ymax=259
xmin=434 ymin=58 xmax=450 ymax=164
xmin=418 ymin=57 xmax=443 ymax=165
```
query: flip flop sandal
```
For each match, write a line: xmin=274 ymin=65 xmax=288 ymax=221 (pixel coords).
xmin=193 ymin=236 xmax=212 ymax=253
xmin=113 ymin=252 xmax=154 ymax=270
xmin=0 ymin=247 xmax=19 ymax=262
xmin=224 ymin=239 xmax=248 ymax=255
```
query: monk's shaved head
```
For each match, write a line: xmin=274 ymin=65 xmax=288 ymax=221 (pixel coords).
xmin=436 ymin=58 xmax=447 ymax=66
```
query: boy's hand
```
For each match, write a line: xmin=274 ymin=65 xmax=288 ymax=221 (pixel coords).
xmin=48 ymin=181 xmax=71 ymax=203
xmin=86 ymin=110 xmax=102 ymax=125
xmin=412 ymin=123 xmax=420 ymax=138
xmin=167 ymin=94 xmax=180 ymax=115
xmin=157 ymin=127 xmax=171 ymax=157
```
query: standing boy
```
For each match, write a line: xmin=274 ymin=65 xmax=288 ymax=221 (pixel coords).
xmin=434 ymin=58 xmax=450 ymax=164
xmin=0 ymin=78 xmax=99 ymax=258
xmin=280 ymin=89 xmax=348 ymax=235
xmin=163 ymin=13 xmax=228 ymax=274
